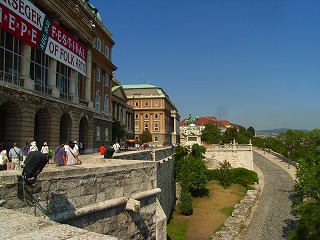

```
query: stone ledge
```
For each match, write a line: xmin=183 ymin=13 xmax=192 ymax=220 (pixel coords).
xmin=211 ymin=183 xmax=261 ymax=240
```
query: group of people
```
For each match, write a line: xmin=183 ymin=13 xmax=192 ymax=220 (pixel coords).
xmin=0 ymin=141 xmax=53 ymax=171
xmin=0 ymin=140 xmax=82 ymax=171
xmin=54 ymin=141 xmax=82 ymax=167
xmin=99 ymin=142 xmax=121 ymax=159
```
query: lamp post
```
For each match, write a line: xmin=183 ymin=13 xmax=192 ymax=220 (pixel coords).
xmin=288 ymin=151 xmax=290 ymax=169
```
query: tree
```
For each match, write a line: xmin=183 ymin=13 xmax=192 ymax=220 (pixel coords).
xmin=247 ymin=126 xmax=255 ymax=138
xmin=218 ymin=160 xmax=232 ymax=188
xmin=201 ymin=123 xmax=221 ymax=144
xmin=112 ymin=118 xmax=126 ymax=142
xmin=222 ymin=127 xmax=239 ymax=144
xmin=139 ymin=129 xmax=152 ymax=144
xmin=190 ymin=143 xmax=206 ymax=158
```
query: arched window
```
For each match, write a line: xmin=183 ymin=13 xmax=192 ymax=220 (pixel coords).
xmin=145 ymin=114 xmax=149 ymax=119
xmin=95 ymin=92 xmax=100 ymax=113
xmin=154 ymin=101 xmax=159 ymax=107
xmin=154 ymin=123 xmax=159 ymax=131
xmin=155 ymin=113 xmax=158 ymax=119
xmin=154 ymin=136 xmax=158 ymax=142
xmin=96 ymin=68 xmax=101 ymax=82
xmin=144 ymin=123 xmax=149 ymax=131
xmin=104 ymin=96 xmax=109 ymax=115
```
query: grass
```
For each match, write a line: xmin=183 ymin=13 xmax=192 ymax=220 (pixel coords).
xmin=167 ymin=181 xmax=247 ymax=240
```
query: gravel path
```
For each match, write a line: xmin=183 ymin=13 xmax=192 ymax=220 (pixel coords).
xmin=242 ymin=151 xmax=297 ymax=240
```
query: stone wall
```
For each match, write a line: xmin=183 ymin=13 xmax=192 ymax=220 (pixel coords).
xmin=0 ymin=147 xmax=176 ymax=239
xmin=204 ymin=144 xmax=253 ymax=170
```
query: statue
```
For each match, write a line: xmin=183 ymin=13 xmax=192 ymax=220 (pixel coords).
xmin=185 ymin=114 xmax=199 ymax=125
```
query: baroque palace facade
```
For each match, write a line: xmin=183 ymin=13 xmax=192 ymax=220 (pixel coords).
xmin=0 ymin=0 xmax=133 ymax=152
xmin=123 ymin=84 xmax=180 ymax=147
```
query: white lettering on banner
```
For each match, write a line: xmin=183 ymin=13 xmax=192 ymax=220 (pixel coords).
xmin=46 ymin=38 xmax=86 ymax=76
xmin=51 ymin=24 xmax=86 ymax=60
xmin=2 ymin=0 xmax=44 ymax=29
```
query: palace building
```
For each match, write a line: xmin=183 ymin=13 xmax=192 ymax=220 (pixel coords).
xmin=0 ymin=0 xmax=122 ymax=152
xmin=123 ymin=84 xmax=180 ymax=147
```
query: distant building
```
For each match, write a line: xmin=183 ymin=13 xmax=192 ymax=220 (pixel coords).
xmin=179 ymin=116 xmax=242 ymax=145
xmin=123 ymin=84 xmax=180 ymax=146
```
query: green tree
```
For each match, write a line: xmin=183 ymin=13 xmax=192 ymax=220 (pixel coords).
xmin=112 ymin=118 xmax=126 ymax=142
xmin=201 ymin=123 xmax=221 ymax=144
xmin=247 ymin=126 xmax=255 ymax=138
xmin=190 ymin=143 xmax=206 ymax=158
xmin=139 ymin=129 xmax=152 ymax=144
xmin=222 ymin=127 xmax=239 ymax=144
xmin=218 ymin=160 xmax=232 ymax=188
xmin=187 ymin=155 xmax=208 ymax=191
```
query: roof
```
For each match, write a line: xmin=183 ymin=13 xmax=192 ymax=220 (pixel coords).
xmin=122 ymin=84 xmax=159 ymax=90
xmin=179 ymin=116 xmax=223 ymax=127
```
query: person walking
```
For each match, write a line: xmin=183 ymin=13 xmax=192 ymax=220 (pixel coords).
xmin=29 ymin=141 xmax=38 ymax=153
xmin=8 ymin=142 xmax=22 ymax=170
xmin=41 ymin=142 xmax=49 ymax=162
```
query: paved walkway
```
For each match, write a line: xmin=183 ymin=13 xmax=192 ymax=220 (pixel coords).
xmin=241 ymin=150 xmax=298 ymax=240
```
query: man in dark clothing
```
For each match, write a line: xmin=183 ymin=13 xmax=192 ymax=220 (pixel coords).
xmin=104 ymin=144 xmax=115 ymax=158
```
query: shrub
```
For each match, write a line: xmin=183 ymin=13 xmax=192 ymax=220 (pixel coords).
xmin=179 ymin=189 xmax=193 ymax=215
xmin=231 ymin=168 xmax=259 ymax=187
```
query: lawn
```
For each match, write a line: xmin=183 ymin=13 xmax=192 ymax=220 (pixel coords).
xmin=167 ymin=181 xmax=247 ymax=240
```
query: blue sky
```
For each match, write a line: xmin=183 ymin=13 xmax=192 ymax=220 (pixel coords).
xmin=90 ymin=0 xmax=320 ymax=131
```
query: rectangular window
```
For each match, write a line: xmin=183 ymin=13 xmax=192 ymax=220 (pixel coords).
xmin=97 ymin=38 xmax=102 ymax=51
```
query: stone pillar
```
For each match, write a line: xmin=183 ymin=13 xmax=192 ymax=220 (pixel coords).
xmin=20 ymin=42 xmax=34 ymax=90
xmin=85 ymin=48 xmax=93 ymax=109
xmin=70 ymin=69 xmax=77 ymax=104
xmin=48 ymin=58 xmax=59 ymax=98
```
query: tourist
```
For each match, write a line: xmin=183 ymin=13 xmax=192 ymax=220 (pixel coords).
xmin=0 ymin=150 xmax=9 ymax=171
xmin=113 ymin=142 xmax=120 ymax=153
xmin=8 ymin=142 xmax=22 ymax=170
xmin=65 ymin=141 xmax=78 ymax=166
xmin=99 ymin=144 xmax=106 ymax=155
xmin=54 ymin=142 xmax=66 ymax=166
xmin=21 ymin=141 xmax=30 ymax=167
xmin=104 ymin=144 xmax=115 ymax=158
xmin=29 ymin=141 xmax=38 ymax=153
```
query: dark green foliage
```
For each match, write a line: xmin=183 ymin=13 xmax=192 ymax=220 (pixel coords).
xmin=174 ymin=146 xmax=188 ymax=181
xmin=289 ymin=202 xmax=320 ymax=240
xmin=247 ymin=126 xmax=255 ymax=138
xmin=230 ymin=168 xmax=259 ymax=187
xmin=207 ymin=167 xmax=259 ymax=188
xmin=179 ymin=189 xmax=193 ymax=215
xmin=218 ymin=160 xmax=232 ymax=188
xmin=190 ymin=143 xmax=206 ymax=158
xmin=139 ymin=129 xmax=152 ymax=144
xmin=112 ymin=118 xmax=126 ymax=142
xmin=221 ymin=127 xmax=239 ymax=144
xmin=201 ymin=123 xmax=221 ymax=144
xmin=187 ymin=156 xmax=208 ymax=191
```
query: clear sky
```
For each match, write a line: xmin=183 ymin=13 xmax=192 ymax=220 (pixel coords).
xmin=89 ymin=0 xmax=320 ymax=131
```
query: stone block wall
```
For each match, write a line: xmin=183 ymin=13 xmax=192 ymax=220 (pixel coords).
xmin=0 ymin=147 xmax=176 ymax=239
xmin=0 ymin=161 xmax=165 ymax=239
xmin=204 ymin=144 xmax=253 ymax=170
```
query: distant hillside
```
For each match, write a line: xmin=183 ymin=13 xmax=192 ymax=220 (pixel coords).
xmin=256 ymin=128 xmax=309 ymax=136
